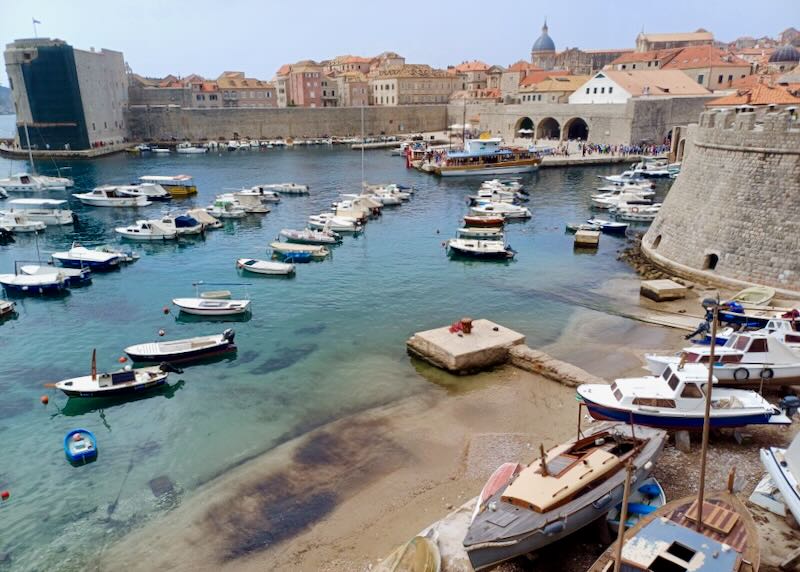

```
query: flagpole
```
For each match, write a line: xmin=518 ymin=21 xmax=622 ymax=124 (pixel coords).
xmin=32 ymin=18 xmax=39 ymax=38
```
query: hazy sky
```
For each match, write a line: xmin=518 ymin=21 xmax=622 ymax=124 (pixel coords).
xmin=1 ymin=0 xmax=796 ymax=83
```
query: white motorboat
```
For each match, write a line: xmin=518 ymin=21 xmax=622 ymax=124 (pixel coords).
xmin=115 ymin=219 xmax=177 ymax=240
xmin=95 ymin=245 xmax=139 ymax=264
xmin=593 ymin=185 xmax=655 ymax=198
xmin=238 ymin=140 xmax=250 ymax=149
xmin=151 ymin=147 xmax=171 ymax=154
xmin=761 ymin=432 xmax=800 ymax=524
xmin=0 ymin=272 xmax=68 ymax=294
xmin=125 ymin=329 xmax=236 ymax=363
xmin=0 ymin=299 xmax=15 ymax=316
xmin=2 ymin=198 xmax=74 ymax=225
xmin=336 ymin=196 xmax=381 ymax=219
xmin=0 ymin=213 xmax=46 ymax=232
xmin=645 ymin=331 xmax=800 ymax=387
xmin=159 ymin=214 xmax=205 ymax=236
xmin=52 ymin=244 xmax=122 ymax=270
xmin=54 ymin=364 xmax=176 ymax=397
xmin=0 ymin=172 xmax=74 ymax=191
xmin=447 ymin=238 xmax=515 ymax=259
xmin=227 ymin=140 xmax=240 ymax=151
xmin=367 ymin=191 xmax=402 ymax=206
xmin=258 ymin=183 xmax=310 ymax=195
xmin=176 ymin=142 xmax=208 ymax=154
xmin=600 ymin=170 xmax=649 ymax=184
xmin=363 ymin=183 xmax=412 ymax=201
xmin=74 ymin=187 xmax=151 ymax=207
xmin=172 ymin=297 xmax=251 ymax=316
xmin=249 ymin=140 xmax=260 ymax=148
xmin=470 ymin=202 xmax=531 ymax=219
xmin=307 ymin=213 xmax=361 ymax=232
xmin=186 ymin=208 xmax=223 ymax=229
xmin=456 ymin=227 xmax=504 ymax=239
xmin=0 ymin=188 xmax=7 ymax=199
xmin=114 ymin=183 xmax=172 ymax=202
xmin=217 ymin=193 xmax=270 ymax=214
xmin=237 ymin=186 xmax=281 ymax=203
xmin=591 ymin=191 xmax=652 ymax=209
xmin=279 ymin=228 xmax=341 ymax=245
xmin=20 ymin=264 xmax=91 ymax=286
xmin=206 ymin=199 xmax=247 ymax=219
xmin=236 ymin=258 xmax=295 ymax=276
xmin=481 ymin=178 xmax=523 ymax=192
xmin=596 ymin=180 xmax=655 ymax=192
xmin=611 ymin=203 xmax=661 ymax=222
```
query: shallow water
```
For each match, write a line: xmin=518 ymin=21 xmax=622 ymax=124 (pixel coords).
xmin=0 ymin=114 xmax=672 ymax=569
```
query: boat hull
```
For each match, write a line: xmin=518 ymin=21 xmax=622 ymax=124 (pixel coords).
xmin=52 ymin=255 xmax=119 ymax=271
xmin=582 ymin=399 xmax=777 ymax=429
xmin=436 ymin=161 xmax=540 ymax=177
xmin=0 ymin=280 xmax=67 ymax=295
xmin=59 ymin=376 xmax=168 ymax=397
xmin=761 ymin=447 xmax=800 ymax=523
xmin=448 ymin=245 xmax=513 ymax=259
xmin=126 ymin=343 xmax=236 ymax=364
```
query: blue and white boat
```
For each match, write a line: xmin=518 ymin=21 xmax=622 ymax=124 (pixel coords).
xmin=434 ymin=139 xmax=541 ymax=177
xmin=576 ymin=363 xmax=790 ymax=429
xmin=585 ymin=217 xmax=628 ymax=235
xmin=51 ymin=244 xmax=122 ymax=271
xmin=64 ymin=429 xmax=98 ymax=464
xmin=19 ymin=264 xmax=91 ymax=287
xmin=0 ymin=271 xmax=68 ymax=295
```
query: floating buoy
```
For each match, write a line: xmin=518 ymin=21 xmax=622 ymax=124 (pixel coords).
xmin=162 ymin=306 xmax=170 ymax=315
xmin=40 ymin=395 xmax=49 ymax=405
xmin=1 ymin=491 xmax=9 ymax=501
xmin=118 ymin=356 xmax=127 ymax=363
xmin=158 ymin=329 xmax=165 ymax=337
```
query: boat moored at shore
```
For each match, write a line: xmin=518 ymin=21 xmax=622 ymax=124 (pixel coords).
xmin=433 ymin=138 xmax=541 ymax=177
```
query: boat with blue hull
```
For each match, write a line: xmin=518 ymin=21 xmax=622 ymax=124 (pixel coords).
xmin=51 ymin=244 xmax=122 ymax=271
xmin=19 ymin=264 xmax=91 ymax=287
xmin=577 ymin=364 xmax=790 ymax=430
xmin=64 ymin=429 xmax=98 ymax=464
xmin=0 ymin=272 xmax=68 ymax=295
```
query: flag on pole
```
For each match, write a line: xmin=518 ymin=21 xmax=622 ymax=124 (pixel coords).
xmin=32 ymin=18 xmax=41 ymax=24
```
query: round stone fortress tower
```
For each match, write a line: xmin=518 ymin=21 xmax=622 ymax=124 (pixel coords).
xmin=642 ymin=109 xmax=800 ymax=296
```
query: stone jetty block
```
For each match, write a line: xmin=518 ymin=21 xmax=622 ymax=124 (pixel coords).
xmin=640 ymin=279 xmax=687 ymax=302
xmin=509 ymin=346 xmax=607 ymax=387
xmin=406 ymin=319 xmax=525 ymax=374
xmin=574 ymin=229 xmax=600 ymax=248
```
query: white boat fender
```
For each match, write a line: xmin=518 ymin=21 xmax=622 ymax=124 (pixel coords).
xmin=159 ymin=329 xmax=165 ymax=337
xmin=760 ymin=368 xmax=774 ymax=380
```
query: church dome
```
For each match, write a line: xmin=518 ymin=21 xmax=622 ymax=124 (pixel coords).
xmin=532 ymin=21 xmax=555 ymax=53
xmin=770 ymin=44 xmax=800 ymax=63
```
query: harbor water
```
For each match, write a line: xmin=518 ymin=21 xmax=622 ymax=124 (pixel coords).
xmin=0 ymin=115 xmax=673 ymax=570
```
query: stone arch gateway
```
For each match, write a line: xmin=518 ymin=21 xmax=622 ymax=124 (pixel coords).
xmin=515 ymin=117 xmax=534 ymax=138
xmin=563 ymin=117 xmax=589 ymax=141
xmin=536 ymin=117 xmax=560 ymax=140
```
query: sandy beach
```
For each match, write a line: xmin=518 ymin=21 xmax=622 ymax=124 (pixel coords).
xmin=93 ymin=280 xmax=799 ymax=571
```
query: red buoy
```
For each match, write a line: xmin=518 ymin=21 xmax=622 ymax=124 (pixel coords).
xmin=1 ymin=491 xmax=9 ymax=501
xmin=162 ymin=306 xmax=170 ymax=315
xmin=118 ymin=356 xmax=127 ymax=363
xmin=40 ymin=395 xmax=49 ymax=405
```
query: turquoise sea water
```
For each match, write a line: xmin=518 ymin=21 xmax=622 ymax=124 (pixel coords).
xmin=0 ymin=114 xmax=673 ymax=570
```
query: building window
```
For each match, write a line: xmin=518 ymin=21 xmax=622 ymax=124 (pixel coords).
xmin=601 ymin=87 xmax=605 ymax=93
xmin=210 ymin=94 xmax=217 ymax=100
xmin=92 ymin=123 xmax=96 ymax=130
xmin=621 ymin=64 xmax=626 ymax=70
xmin=593 ymin=87 xmax=597 ymax=94
xmin=703 ymin=253 xmax=719 ymax=270
xmin=609 ymin=87 xmax=613 ymax=93
xmin=718 ymin=74 xmax=723 ymax=84
xmin=632 ymin=64 xmax=636 ymax=69
xmin=728 ymin=74 xmax=733 ymax=82
xmin=585 ymin=88 xmax=590 ymax=94
xmin=104 ymin=122 xmax=107 ymax=128
xmin=8 ymin=78 xmax=12 ymax=90
xmin=697 ymin=74 xmax=704 ymax=84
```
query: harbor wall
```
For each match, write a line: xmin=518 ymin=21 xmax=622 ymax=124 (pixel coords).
xmin=124 ymin=105 xmax=448 ymax=141
xmin=451 ymin=96 xmax=713 ymax=145
xmin=642 ymin=109 xmax=800 ymax=296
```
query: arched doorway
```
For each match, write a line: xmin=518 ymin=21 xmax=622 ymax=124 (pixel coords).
xmin=536 ymin=117 xmax=560 ymax=140
xmin=514 ymin=117 xmax=534 ymax=139
xmin=563 ymin=117 xmax=589 ymax=141
xmin=676 ymin=138 xmax=686 ymax=161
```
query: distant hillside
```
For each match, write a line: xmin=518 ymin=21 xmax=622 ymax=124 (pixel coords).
xmin=0 ymin=86 xmax=13 ymax=114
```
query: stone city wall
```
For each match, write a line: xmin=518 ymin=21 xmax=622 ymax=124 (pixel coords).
xmin=125 ymin=104 xmax=448 ymax=140
xmin=642 ymin=109 xmax=800 ymax=296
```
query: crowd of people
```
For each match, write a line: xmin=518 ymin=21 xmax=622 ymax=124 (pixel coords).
xmin=577 ymin=141 xmax=671 ymax=157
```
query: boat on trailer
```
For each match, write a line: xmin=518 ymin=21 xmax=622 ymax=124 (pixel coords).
xmin=124 ymin=329 xmax=236 ymax=363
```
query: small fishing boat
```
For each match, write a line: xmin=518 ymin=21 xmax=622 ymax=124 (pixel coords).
xmin=0 ymin=213 xmax=46 ymax=232
xmin=375 ymin=535 xmax=441 ymax=572
xmin=307 ymin=213 xmax=361 ymax=232
xmin=73 ymin=187 xmax=151 ymax=207
xmin=206 ymin=199 xmax=247 ymax=219
xmin=176 ymin=142 xmax=207 ymax=154
xmin=600 ymin=170 xmax=649 ymax=185
xmin=258 ymin=182 xmax=310 ymax=195
xmin=731 ymin=285 xmax=776 ymax=307
xmin=760 ymin=431 xmax=800 ymax=524
xmin=115 ymin=219 xmax=178 ymax=241
xmin=3 ymin=199 xmax=75 ymax=225
xmin=20 ymin=264 xmax=91 ymax=287
xmin=0 ymin=272 xmax=68 ymax=295
xmin=0 ymin=299 xmax=16 ymax=316
xmin=279 ymin=228 xmax=341 ymax=245
xmin=457 ymin=227 xmax=504 ymax=239
xmin=139 ymin=175 xmax=197 ymax=197
xmin=114 ymin=182 xmax=172 ymax=202
xmin=611 ymin=203 xmax=661 ymax=222
xmin=244 ymin=186 xmax=281 ymax=202
xmin=718 ymin=303 xmax=793 ymax=329
xmin=591 ymin=191 xmax=652 ymax=210
xmin=566 ymin=222 xmax=601 ymax=233
xmin=269 ymin=242 xmax=329 ymax=260
xmin=51 ymin=244 xmax=122 ymax=270
xmin=464 ymin=423 xmax=667 ymax=571
xmin=470 ymin=202 xmax=531 ymax=219
xmin=216 ymin=193 xmax=270 ymax=214
xmin=605 ymin=476 xmax=666 ymax=533
xmin=0 ymin=172 xmax=73 ymax=191
xmin=447 ymin=239 xmax=515 ymax=259
xmin=53 ymin=362 xmax=181 ymax=397
xmin=159 ymin=214 xmax=204 ymax=236
xmin=151 ymin=147 xmax=171 ymax=154
xmin=463 ymin=215 xmax=504 ymax=228
xmin=236 ymin=258 xmax=295 ymax=276
xmin=64 ymin=429 xmax=98 ymax=463
xmin=172 ymin=297 xmax=251 ymax=316
xmin=186 ymin=208 xmax=222 ymax=230
xmin=577 ymin=363 xmax=791 ymax=429
xmin=125 ymin=329 xmax=236 ymax=363
xmin=586 ymin=217 xmax=628 ymax=235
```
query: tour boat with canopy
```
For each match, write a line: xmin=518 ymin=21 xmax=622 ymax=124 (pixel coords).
xmin=434 ymin=138 xmax=541 ymax=177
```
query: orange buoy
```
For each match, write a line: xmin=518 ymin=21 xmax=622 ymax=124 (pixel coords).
xmin=162 ymin=306 xmax=170 ymax=315
xmin=118 ymin=356 xmax=127 ymax=363
xmin=158 ymin=329 xmax=165 ymax=337
xmin=1 ymin=491 xmax=9 ymax=501
xmin=40 ymin=395 xmax=49 ymax=405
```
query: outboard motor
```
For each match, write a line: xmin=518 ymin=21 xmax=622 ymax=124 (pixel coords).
xmin=222 ymin=328 xmax=235 ymax=343
xmin=685 ymin=320 xmax=710 ymax=340
xmin=159 ymin=362 xmax=184 ymax=374
xmin=780 ymin=395 xmax=800 ymax=418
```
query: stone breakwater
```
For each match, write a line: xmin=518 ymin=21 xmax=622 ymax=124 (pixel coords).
xmin=642 ymin=109 xmax=800 ymax=296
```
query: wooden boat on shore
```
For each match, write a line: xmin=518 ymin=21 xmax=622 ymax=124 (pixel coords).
xmin=463 ymin=423 xmax=667 ymax=571
xmin=64 ymin=429 xmax=98 ymax=464
xmin=731 ymin=286 xmax=776 ymax=307
xmin=236 ymin=258 xmax=295 ymax=276
xmin=124 ymin=329 xmax=236 ymax=363
xmin=587 ymin=491 xmax=760 ymax=572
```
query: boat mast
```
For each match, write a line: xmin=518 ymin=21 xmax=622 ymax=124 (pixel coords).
xmin=23 ymin=122 xmax=36 ymax=175
xmin=360 ymin=105 xmax=365 ymax=188
xmin=461 ymin=99 xmax=467 ymax=146
xmin=696 ymin=299 xmax=719 ymax=531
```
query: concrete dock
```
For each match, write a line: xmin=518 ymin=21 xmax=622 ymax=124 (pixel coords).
xmin=406 ymin=319 xmax=525 ymax=374
xmin=640 ymin=279 xmax=688 ymax=302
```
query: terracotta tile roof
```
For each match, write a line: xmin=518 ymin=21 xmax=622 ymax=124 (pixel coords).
xmin=662 ymin=46 xmax=750 ymax=69
xmin=276 ymin=64 xmax=291 ymax=76
xmin=331 ymin=55 xmax=372 ymax=65
xmin=729 ymin=73 xmax=777 ymax=89
xmin=454 ymin=60 xmax=490 ymax=72
xmin=612 ymin=48 xmax=681 ymax=65
xmin=638 ymin=31 xmax=714 ymax=43
xmin=525 ymin=75 xmax=591 ymax=93
xmin=706 ymin=83 xmax=800 ymax=106
xmin=518 ymin=70 xmax=571 ymax=87
xmin=217 ymin=73 xmax=274 ymax=89
xmin=506 ymin=60 xmax=542 ymax=72
xmin=602 ymin=70 xmax=711 ymax=96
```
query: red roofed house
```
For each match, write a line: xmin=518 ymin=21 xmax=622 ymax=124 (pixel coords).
xmin=286 ymin=60 xmax=325 ymax=107
xmin=274 ymin=64 xmax=291 ymax=107
xmin=217 ymin=71 xmax=277 ymax=108
xmin=452 ymin=60 xmax=490 ymax=90
xmin=500 ymin=61 xmax=542 ymax=100
xmin=705 ymin=82 xmax=800 ymax=109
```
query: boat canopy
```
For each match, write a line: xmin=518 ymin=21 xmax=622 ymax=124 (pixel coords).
xmin=8 ymin=198 xmax=69 ymax=207
xmin=139 ymin=175 xmax=194 ymax=184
